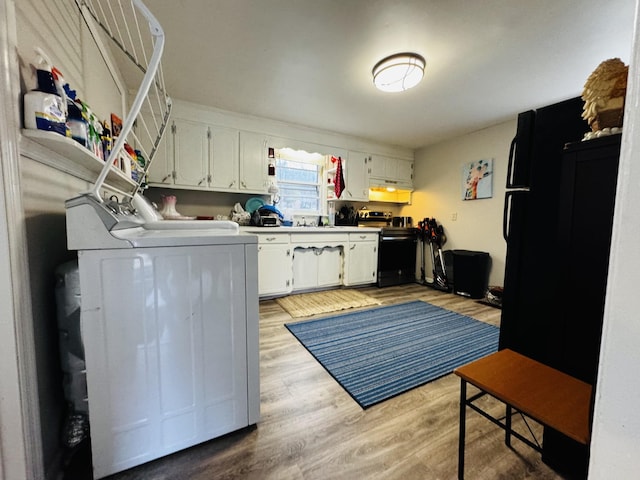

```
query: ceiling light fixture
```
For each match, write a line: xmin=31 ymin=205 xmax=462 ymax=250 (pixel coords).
xmin=372 ymin=52 xmax=426 ymax=93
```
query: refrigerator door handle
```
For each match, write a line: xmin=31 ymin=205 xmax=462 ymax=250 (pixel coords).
xmin=503 ymin=189 xmax=528 ymax=242
xmin=503 ymin=191 xmax=513 ymax=242
xmin=506 ymin=136 xmax=517 ymax=188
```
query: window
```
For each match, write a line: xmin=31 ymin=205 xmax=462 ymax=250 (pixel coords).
xmin=275 ymin=148 xmax=325 ymax=216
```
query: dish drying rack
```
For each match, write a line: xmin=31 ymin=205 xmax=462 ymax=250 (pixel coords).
xmin=76 ymin=0 xmax=172 ymax=202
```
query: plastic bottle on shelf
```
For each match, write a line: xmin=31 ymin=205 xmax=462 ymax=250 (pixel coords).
xmin=134 ymin=149 xmax=147 ymax=187
xmin=328 ymin=203 xmax=336 ymax=226
xmin=100 ymin=121 xmax=112 ymax=161
xmin=23 ymin=48 xmax=66 ymax=135
xmin=65 ymin=89 xmax=88 ymax=147
xmin=50 ymin=66 xmax=68 ymax=121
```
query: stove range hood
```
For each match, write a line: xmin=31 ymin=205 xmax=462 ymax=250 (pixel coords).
xmin=368 ymin=186 xmax=413 ymax=204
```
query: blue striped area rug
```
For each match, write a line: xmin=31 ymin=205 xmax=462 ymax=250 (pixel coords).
xmin=285 ymin=300 xmax=499 ymax=408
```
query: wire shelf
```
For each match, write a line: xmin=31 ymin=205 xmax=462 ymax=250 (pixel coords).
xmin=76 ymin=0 xmax=172 ymax=201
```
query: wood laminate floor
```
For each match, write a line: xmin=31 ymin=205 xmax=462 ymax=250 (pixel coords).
xmin=67 ymin=284 xmax=566 ymax=480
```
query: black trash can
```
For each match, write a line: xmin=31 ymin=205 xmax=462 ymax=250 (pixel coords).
xmin=451 ymin=250 xmax=490 ymax=299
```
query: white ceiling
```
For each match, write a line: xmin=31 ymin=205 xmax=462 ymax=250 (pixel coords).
xmin=145 ymin=0 xmax=636 ymax=150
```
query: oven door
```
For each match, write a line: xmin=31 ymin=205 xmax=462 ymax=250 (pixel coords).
xmin=377 ymin=232 xmax=418 ymax=287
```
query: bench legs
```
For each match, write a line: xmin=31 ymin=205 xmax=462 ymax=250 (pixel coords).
xmin=506 ymin=404 xmax=512 ymax=447
xmin=458 ymin=379 xmax=467 ymax=480
xmin=457 ymin=378 xmax=544 ymax=478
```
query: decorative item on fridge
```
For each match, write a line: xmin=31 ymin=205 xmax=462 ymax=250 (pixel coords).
xmin=581 ymin=58 xmax=628 ymax=141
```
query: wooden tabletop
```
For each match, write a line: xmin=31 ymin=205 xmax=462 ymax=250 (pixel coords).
xmin=454 ymin=348 xmax=592 ymax=445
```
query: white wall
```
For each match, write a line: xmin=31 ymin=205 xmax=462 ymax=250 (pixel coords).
xmin=404 ymin=120 xmax=514 ymax=287
xmin=14 ymin=0 xmax=124 ymax=476
xmin=589 ymin=3 xmax=640 ymax=476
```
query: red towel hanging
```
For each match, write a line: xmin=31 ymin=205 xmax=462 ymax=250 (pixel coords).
xmin=334 ymin=156 xmax=345 ymax=198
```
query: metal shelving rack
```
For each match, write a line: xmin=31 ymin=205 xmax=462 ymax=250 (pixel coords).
xmin=75 ymin=0 xmax=172 ymax=201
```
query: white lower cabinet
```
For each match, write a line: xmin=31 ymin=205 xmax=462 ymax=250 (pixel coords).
xmin=77 ymin=244 xmax=259 ymax=479
xmin=253 ymin=230 xmax=379 ymax=296
xmin=292 ymin=246 xmax=343 ymax=290
xmin=257 ymin=234 xmax=292 ymax=296
xmin=290 ymin=233 xmax=348 ymax=292
xmin=344 ymin=232 xmax=379 ymax=285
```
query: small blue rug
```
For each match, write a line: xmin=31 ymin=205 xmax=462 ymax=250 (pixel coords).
xmin=285 ymin=300 xmax=499 ymax=408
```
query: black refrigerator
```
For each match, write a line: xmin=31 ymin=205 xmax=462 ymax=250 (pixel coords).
xmin=500 ymin=97 xmax=622 ymax=478
xmin=500 ymin=97 xmax=589 ymax=478
xmin=500 ymin=96 xmax=588 ymax=367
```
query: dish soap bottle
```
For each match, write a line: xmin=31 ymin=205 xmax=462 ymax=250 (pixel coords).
xmin=23 ymin=48 xmax=66 ymax=135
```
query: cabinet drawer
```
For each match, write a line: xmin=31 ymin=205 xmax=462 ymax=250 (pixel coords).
xmin=290 ymin=233 xmax=349 ymax=245
xmin=257 ymin=234 xmax=290 ymax=244
xmin=349 ymin=232 xmax=379 ymax=242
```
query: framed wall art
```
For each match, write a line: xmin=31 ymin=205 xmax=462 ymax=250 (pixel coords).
xmin=462 ymin=159 xmax=493 ymax=200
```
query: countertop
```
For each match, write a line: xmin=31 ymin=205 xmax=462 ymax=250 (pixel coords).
xmin=240 ymin=226 xmax=380 ymax=234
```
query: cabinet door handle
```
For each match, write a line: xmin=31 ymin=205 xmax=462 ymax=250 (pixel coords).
xmin=161 ymin=174 xmax=171 ymax=183
xmin=198 ymin=177 xmax=206 ymax=186
xmin=350 ymin=244 xmax=356 ymax=250
xmin=241 ymin=181 xmax=247 ymax=188
xmin=359 ymin=235 xmax=367 ymax=239
xmin=287 ymin=249 xmax=290 ymax=256
xmin=266 ymin=237 xmax=276 ymax=241
xmin=229 ymin=180 xmax=235 ymax=188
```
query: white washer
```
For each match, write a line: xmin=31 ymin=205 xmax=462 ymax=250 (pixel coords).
xmin=66 ymin=194 xmax=259 ymax=478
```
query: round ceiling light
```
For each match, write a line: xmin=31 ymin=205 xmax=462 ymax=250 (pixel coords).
xmin=372 ymin=52 xmax=426 ymax=93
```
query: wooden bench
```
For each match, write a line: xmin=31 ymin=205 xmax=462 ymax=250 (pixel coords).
xmin=453 ymin=348 xmax=592 ymax=479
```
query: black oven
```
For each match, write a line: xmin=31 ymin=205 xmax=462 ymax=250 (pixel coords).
xmin=357 ymin=210 xmax=418 ymax=287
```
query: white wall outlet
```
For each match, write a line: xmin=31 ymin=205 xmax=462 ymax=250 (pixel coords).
xmin=451 ymin=212 xmax=457 ymax=221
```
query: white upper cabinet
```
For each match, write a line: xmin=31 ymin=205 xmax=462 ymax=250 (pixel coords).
xmin=209 ymin=126 xmax=240 ymax=191
xmin=369 ymin=154 xmax=413 ymax=189
xmin=368 ymin=154 xmax=392 ymax=179
xmin=343 ymin=151 xmax=370 ymax=201
xmin=239 ymin=131 xmax=270 ymax=193
xmin=145 ymin=101 xmax=414 ymax=197
xmin=148 ymin=118 xmax=243 ymax=191
xmin=173 ymin=119 xmax=209 ymax=187
xmin=396 ymin=158 xmax=414 ymax=185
